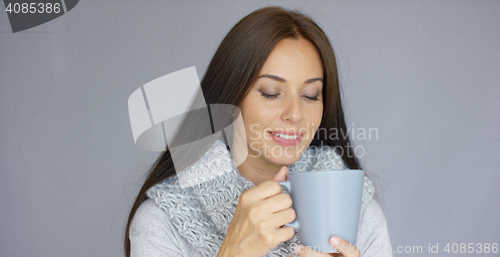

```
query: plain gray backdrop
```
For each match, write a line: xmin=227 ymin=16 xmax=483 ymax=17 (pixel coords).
xmin=1 ymin=1 xmax=499 ymax=256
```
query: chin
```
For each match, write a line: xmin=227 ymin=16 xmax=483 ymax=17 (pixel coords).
xmin=266 ymin=148 xmax=304 ymax=165
xmin=267 ymin=157 xmax=299 ymax=166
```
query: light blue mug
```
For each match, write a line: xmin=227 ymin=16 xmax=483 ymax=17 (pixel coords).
xmin=279 ymin=169 xmax=364 ymax=253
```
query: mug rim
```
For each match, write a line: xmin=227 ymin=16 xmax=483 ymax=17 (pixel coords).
xmin=288 ymin=169 xmax=364 ymax=176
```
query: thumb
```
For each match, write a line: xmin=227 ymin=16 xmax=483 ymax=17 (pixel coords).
xmin=329 ymin=236 xmax=360 ymax=257
xmin=272 ymin=166 xmax=289 ymax=182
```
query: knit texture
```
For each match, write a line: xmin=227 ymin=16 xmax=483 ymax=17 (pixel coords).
xmin=146 ymin=140 xmax=374 ymax=257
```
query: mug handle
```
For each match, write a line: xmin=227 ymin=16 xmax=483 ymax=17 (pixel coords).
xmin=279 ymin=181 xmax=300 ymax=230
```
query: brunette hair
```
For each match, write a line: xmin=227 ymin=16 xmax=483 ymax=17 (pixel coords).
xmin=124 ymin=6 xmax=361 ymax=256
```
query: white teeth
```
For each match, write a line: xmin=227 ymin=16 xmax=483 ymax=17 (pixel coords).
xmin=271 ymin=132 xmax=300 ymax=140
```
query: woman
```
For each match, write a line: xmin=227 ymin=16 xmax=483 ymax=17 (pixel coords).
xmin=125 ymin=6 xmax=391 ymax=257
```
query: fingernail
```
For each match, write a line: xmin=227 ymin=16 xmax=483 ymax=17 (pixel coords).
xmin=295 ymin=244 xmax=304 ymax=253
xmin=330 ymin=236 xmax=341 ymax=247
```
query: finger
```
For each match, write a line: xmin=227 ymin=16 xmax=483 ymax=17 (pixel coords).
xmin=252 ymin=166 xmax=288 ymax=199
xmin=246 ymin=180 xmax=283 ymax=200
xmin=262 ymin=192 xmax=293 ymax=213
xmin=329 ymin=236 xmax=360 ymax=257
xmin=272 ymin=166 xmax=289 ymax=182
xmin=275 ymin=224 xmax=295 ymax=243
xmin=294 ymin=244 xmax=335 ymax=256
xmin=270 ymin=207 xmax=296 ymax=226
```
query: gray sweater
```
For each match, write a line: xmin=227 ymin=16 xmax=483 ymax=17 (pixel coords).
xmin=129 ymin=140 xmax=392 ymax=257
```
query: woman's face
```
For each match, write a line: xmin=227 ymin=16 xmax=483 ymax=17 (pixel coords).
xmin=238 ymin=37 xmax=324 ymax=166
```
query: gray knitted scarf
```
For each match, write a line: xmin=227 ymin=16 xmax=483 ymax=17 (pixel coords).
xmin=146 ymin=140 xmax=374 ymax=257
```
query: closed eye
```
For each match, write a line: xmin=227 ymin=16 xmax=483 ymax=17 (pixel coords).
xmin=305 ymin=95 xmax=320 ymax=101
xmin=261 ymin=92 xmax=280 ymax=99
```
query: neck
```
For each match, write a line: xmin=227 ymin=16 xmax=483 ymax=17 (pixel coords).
xmin=236 ymin=156 xmax=283 ymax=185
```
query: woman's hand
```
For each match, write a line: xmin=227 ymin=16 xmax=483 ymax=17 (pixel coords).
xmin=217 ymin=166 xmax=296 ymax=257
xmin=290 ymin=236 xmax=360 ymax=257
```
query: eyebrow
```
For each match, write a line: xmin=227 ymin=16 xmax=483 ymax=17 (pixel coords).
xmin=258 ymin=74 xmax=323 ymax=84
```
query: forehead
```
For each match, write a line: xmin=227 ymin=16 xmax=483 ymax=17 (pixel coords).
xmin=258 ymin=37 xmax=323 ymax=78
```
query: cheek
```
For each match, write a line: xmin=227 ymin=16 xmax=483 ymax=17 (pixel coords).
xmin=306 ymin=104 xmax=323 ymax=129
xmin=240 ymin=101 xmax=265 ymax=137
xmin=241 ymin=98 xmax=277 ymax=129
xmin=317 ymin=106 xmax=324 ymax=126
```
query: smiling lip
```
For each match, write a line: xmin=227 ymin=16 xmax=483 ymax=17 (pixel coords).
xmin=268 ymin=131 xmax=303 ymax=146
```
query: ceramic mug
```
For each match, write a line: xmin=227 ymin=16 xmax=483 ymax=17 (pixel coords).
xmin=279 ymin=169 xmax=364 ymax=253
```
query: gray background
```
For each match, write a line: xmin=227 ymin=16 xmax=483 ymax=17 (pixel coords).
xmin=1 ymin=1 xmax=499 ymax=256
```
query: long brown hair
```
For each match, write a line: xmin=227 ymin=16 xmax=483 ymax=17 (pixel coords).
xmin=124 ymin=6 xmax=361 ymax=256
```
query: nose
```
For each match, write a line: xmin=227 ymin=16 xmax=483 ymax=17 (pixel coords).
xmin=281 ymin=95 xmax=303 ymax=123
